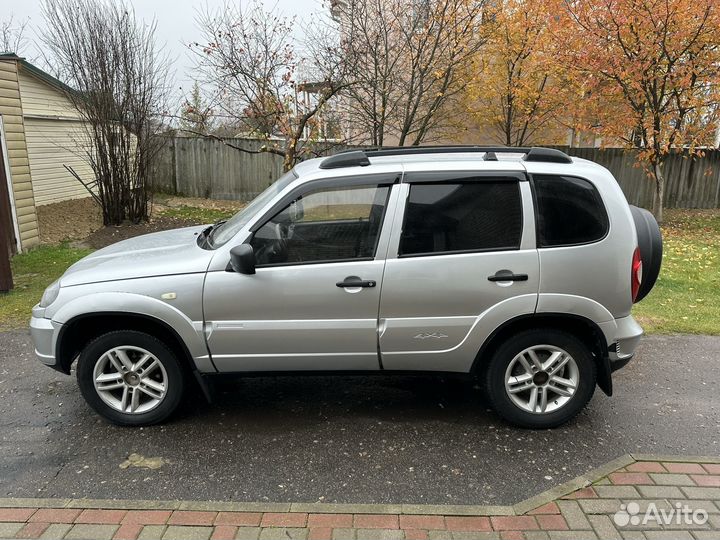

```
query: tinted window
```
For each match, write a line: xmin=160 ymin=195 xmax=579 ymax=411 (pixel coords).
xmin=534 ymin=175 xmax=608 ymax=247
xmin=399 ymin=181 xmax=523 ymax=256
xmin=250 ymin=184 xmax=390 ymax=266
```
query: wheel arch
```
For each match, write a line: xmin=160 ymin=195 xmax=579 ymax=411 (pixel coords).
xmin=471 ymin=313 xmax=612 ymax=396
xmin=55 ymin=312 xmax=200 ymax=376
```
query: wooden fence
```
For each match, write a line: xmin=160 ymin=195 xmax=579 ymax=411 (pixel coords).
xmin=151 ymin=137 xmax=287 ymax=201
xmin=152 ymin=137 xmax=720 ymax=209
xmin=559 ymin=146 xmax=720 ymax=209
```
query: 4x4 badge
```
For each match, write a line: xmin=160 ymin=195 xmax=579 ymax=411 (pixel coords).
xmin=413 ymin=332 xmax=449 ymax=340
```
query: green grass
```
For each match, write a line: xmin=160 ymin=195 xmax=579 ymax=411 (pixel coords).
xmin=0 ymin=244 xmax=93 ymax=331
xmin=160 ymin=205 xmax=235 ymax=224
xmin=634 ymin=209 xmax=720 ymax=334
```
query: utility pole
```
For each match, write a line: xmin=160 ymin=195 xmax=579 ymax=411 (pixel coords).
xmin=0 ymin=137 xmax=14 ymax=293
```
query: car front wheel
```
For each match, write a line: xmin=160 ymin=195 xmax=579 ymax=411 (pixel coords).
xmin=485 ymin=329 xmax=596 ymax=429
xmin=76 ymin=330 xmax=185 ymax=426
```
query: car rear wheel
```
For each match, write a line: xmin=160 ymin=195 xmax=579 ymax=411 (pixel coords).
xmin=76 ymin=330 xmax=185 ymax=426
xmin=485 ymin=329 xmax=596 ymax=429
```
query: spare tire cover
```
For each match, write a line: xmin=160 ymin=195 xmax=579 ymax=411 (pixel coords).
xmin=630 ymin=205 xmax=663 ymax=302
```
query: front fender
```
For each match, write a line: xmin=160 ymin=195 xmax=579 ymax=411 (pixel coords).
xmin=51 ymin=292 xmax=211 ymax=371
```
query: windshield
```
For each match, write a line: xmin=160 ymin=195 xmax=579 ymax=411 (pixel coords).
xmin=209 ymin=170 xmax=298 ymax=248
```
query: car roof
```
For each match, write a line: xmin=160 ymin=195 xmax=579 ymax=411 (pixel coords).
xmin=293 ymin=148 xmax=611 ymax=181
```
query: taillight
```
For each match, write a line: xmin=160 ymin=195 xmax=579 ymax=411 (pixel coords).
xmin=631 ymin=247 xmax=643 ymax=303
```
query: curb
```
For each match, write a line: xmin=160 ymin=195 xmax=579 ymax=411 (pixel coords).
xmin=0 ymin=454 xmax=716 ymax=517
xmin=631 ymin=453 xmax=720 ymax=464
xmin=511 ymin=453 xmax=634 ymax=515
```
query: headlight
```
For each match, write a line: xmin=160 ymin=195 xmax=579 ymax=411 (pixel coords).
xmin=39 ymin=280 xmax=60 ymax=308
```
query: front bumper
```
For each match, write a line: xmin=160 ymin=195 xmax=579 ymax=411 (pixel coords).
xmin=29 ymin=313 xmax=61 ymax=368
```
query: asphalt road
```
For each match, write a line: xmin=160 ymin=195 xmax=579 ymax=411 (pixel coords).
xmin=0 ymin=330 xmax=718 ymax=506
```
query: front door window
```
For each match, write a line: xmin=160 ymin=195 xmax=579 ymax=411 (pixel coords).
xmin=250 ymin=184 xmax=390 ymax=266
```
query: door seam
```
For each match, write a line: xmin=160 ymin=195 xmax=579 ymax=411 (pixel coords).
xmin=375 ymin=174 xmax=405 ymax=369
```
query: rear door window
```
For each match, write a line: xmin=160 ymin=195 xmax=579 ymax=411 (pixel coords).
xmin=533 ymin=175 xmax=608 ymax=247
xmin=399 ymin=180 xmax=523 ymax=256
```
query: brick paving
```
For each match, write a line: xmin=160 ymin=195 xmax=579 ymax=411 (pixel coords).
xmin=0 ymin=456 xmax=718 ymax=539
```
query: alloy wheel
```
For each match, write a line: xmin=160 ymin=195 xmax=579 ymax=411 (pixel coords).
xmin=504 ymin=344 xmax=579 ymax=414
xmin=92 ymin=346 xmax=168 ymax=414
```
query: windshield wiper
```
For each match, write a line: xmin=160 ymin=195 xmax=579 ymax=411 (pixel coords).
xmin=205 ymin=219 xmax=227 ymax=247
xmin=197 ymin=219 xmax=227 ymax=249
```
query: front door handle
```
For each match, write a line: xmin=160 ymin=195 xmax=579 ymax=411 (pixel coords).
xmin=488 ymin=270 xmax=529 ymax=282
xmin=336 ymin=276 xmax=376 ymax=288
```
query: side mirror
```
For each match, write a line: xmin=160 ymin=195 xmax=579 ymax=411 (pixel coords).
xmin=229 ymin=244 xmax=256 ymax=275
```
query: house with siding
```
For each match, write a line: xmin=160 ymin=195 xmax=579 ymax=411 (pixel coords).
xmin=0 ymin=53 xmax=92 ymax=252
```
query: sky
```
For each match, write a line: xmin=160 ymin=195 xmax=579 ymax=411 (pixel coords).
xmin=6 ymin=0 xmax=329 ymax=99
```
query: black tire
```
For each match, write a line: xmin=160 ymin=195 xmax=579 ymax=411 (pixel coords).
xmin=630 ymin=205 xmax=662 ymax=302
xmin=485 ymin=329 xmax=596 ymax=429
xmin=76 ymin=330 xmax=185 ymax=426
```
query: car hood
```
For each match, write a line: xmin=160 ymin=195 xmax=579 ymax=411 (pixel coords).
xmin=60 ymin=225 xmax=215 ymax=287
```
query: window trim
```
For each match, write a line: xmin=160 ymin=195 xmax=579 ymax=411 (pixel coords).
xmin=397 ymin=178 xmax=524 ymax=258
xmin=250 ymin=179 xmax=394 ymax=268
xmin=398 ymin=246 xmax=521 ymax=259
xmin=528 ymin=173 xmax=610 ymax=249
xmin=402 ymin=171 xmax=527 ymax=184
xmin=255 ymin=256 xmax=375 ymax=269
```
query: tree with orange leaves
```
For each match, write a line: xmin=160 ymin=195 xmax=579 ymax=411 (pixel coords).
xmin=553 ymin=0 xmax=720 ymax=222
xmin=464 ymin=0 xmax=568 ymax=146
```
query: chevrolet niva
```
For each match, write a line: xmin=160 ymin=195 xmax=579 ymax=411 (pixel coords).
xmin=30 ymin=147 xmax=662 ymax=428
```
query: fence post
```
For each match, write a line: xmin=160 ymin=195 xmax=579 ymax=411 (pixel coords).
xmin=172 ymin=137 xmax=179 ymax=196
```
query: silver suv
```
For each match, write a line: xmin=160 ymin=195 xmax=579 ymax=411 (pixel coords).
xmin=30 ymin=147 xmax=662 ymax=429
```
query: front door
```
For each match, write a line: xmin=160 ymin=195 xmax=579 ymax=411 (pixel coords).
xmin=203 ymin=176 xmax=399 ymax=372
xmin=378 ymin=172 xmax=540 ymax=372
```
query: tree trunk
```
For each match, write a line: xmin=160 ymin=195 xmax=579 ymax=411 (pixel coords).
xmin=652 ymin=161 xmax=665 ymax=224
xmin=283 ymin=143 xmax=297 ymax=172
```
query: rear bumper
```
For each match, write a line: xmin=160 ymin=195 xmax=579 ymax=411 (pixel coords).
xmin=29 ymin=314 xmax=62 ymax=369
xmin=599 ymin=314 xmax=643 ymax=372
xmin=609 ymin=354 xmax=633 ymax=373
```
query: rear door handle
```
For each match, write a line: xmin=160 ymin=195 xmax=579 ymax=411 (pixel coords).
xmin=488 ymin=270 xmax=529 ymax=282
xmin=336 ymin=276 xmax=376 ymax=288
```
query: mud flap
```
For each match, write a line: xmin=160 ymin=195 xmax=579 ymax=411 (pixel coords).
xmin=193 ymin=371 xmax=215 ymax=403
xmin=596 ymin=354 xmax=613 ymax=396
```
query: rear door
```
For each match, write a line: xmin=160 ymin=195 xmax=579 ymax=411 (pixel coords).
xmin=378 ymin=171 xmax=539 ymax=372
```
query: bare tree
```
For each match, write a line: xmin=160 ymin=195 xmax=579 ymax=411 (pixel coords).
xmin=1 ymin=14 xmax=29 ymax=54
xmin=40 ymin=0 xmax=170 ymax=225
xmin=337 ymin=0 xmax=487 ymax=146
xmin=192 ymin=1 xmax=348 ymax=171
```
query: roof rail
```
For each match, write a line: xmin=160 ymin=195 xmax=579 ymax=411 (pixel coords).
xmin=523 ymin=147 xmax=573 ymax=164
xmin=319 ymin=150 xmax=371 ymax=169
xmin=322 ymin=146 xmax=572 ymax=168
xmin=358 ymin=145 xmax=534 ymax=157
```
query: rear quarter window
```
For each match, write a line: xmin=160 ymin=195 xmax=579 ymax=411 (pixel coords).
xmin=533 ymin=174 xmax=608 ymax=247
